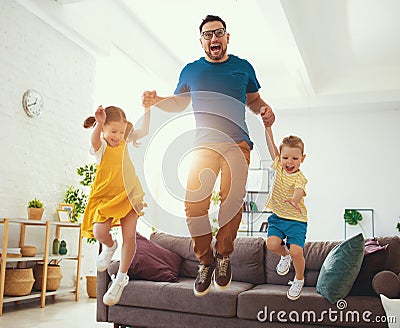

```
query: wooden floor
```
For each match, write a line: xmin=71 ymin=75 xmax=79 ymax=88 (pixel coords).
xmin=0 ymin=294 xmax=111 ymax=327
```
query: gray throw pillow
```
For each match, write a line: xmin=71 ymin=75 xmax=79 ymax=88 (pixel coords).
xmin=316 ymin=233 xmax=364 ymax=304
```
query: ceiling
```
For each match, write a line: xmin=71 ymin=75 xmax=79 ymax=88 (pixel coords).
xmin=16 ymin=0 xmax=400 ymax=112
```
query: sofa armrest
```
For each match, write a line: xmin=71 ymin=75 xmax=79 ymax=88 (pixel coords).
xmin=96 ymin=269 xmax=111 ymax=322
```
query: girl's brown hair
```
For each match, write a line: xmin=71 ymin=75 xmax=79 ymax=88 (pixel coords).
xmin=83 ymin=106 xmax=134 ymax=142
xmin=279 ymin=135 xmax=305 ymax=154
xmin=83 ymin=106 xmax=127 ymax=128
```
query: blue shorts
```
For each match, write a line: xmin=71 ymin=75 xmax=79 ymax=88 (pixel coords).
xmin=267 ymin=213 xmax=308 ymax=248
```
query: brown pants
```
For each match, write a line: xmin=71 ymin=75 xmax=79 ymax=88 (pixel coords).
xmin=185 ymin=141 xmax=251 ymax=265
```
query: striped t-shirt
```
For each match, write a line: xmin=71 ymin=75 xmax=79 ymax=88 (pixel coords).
xmin=266 ymin=156 xmax=308 ymax=222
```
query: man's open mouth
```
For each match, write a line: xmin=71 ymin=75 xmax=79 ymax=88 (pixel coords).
xmin=210 ymin=44 xmax=221 ymax=52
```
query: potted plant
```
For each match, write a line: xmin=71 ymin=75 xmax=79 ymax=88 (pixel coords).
xmin=65 ymin=163 xmax=99 ymax=297
xmin=27 ymin=197 xmax=44 ymax=220
xmin=64 ymin=163 xmax=96 ymax=223
xmin=344 ymin=209 xmax=366 ymax=238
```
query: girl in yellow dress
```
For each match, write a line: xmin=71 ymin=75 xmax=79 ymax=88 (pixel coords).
xmin=82 ymin=105 xmax=149 ymax=306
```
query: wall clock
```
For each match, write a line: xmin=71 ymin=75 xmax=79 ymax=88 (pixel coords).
xmin=22 ymin=89 xmax=43 ymax=117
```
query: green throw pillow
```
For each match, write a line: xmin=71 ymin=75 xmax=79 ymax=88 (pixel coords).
xmin=316 ymin=233 xmax=364 ymax=304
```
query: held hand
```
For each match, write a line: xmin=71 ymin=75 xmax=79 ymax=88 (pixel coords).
xmin=261 ymin=106 xmax=275 ymax=127
xmin=95 ymin=105 xmax=106 ymax=125
xmin=284 ymin=198 xmax=302 ymax=213
xmin=142 ymin=90 xmax=157 ymax=108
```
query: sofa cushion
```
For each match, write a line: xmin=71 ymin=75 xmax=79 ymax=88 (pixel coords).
xmin=150 ymin=232 xmax=266 ymax=284
xmin=237 ymin=284 xmax=387 ymax=327
xmin=230 ymin=236 xmax=265 ymax=284
xmin=380 ymin=294 xmax=400 ymax=328
xmin=150 ymin=232 xmax=199 ymax=278
xmin=118 ymin=233 xmax=182 ymax=282
xmin=376 ymin=236 xmax=400 ymax=273
xmin=364 ymin=237 xmax=389 ymax=255
xmin=349 ymin=239 xmax=389 ymax=296
xmin=316 ymin=233 xmax=364 ymax=304
xmin=116 ymin=277 xmax=253 ymax=318
xmin=372 ymin=270 xmax=400 ymax=298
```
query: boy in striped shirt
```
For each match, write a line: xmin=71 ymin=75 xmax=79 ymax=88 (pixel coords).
xmin=263 ymin=121 xmax=308 ymax=300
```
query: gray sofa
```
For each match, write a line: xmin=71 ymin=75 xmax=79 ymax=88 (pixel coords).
xmin=97 ymin=233 xmax=400 ymax=328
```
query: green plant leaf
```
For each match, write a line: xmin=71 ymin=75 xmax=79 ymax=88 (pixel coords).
xmin=62 ymin=163 xmax=96 ymax=224
xmin=344 ymin=209 xmax=363 ymax=226
xmin=28 ymin=197 xmax=43 ymax=208
xmin=86 ymin=237 xmax=97 ymax=244
xmin=77 ymin=163 xmax=97 ymax=187
xmin=211 ymin=190 xmax=220 ymax=206
xmin=64 ymin=186 xmax=87 ymax=223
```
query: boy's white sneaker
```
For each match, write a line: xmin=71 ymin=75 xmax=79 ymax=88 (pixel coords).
xmin=276 ymin=254 xmax=291 ymax=276
xmin=97 ymin=240 xmax=117 ymax=272
xmin=287 ymin=278 xmax=304 ymax=300
xmin=103 ymin=274 xmax=129 ymax=306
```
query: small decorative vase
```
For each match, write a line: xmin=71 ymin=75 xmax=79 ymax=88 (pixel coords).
xmin=59 ymin=240 xmax=67 ymax=255
xmin=52 ymin=238 xmax=60 ymax=255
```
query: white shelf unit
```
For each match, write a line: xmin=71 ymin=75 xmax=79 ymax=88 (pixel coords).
xmin=242 ymin=191 xmax=273 ymax=236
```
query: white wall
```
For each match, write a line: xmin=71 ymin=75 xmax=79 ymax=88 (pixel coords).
xmin=93 ymin=44 xmax=174 ymax=239
xmin=0 ymin=0 xmax=95 ymax=287
xmin=267 ymin=106 xmax=400 ymax=241
xmin=0 ymin=0 xmax=94 ymax=220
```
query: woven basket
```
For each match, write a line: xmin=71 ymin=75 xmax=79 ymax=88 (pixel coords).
xmin=33 ymin=264 xmax=63 ymax=291
xmin=4 ymin=268 xmax=35 ymax=296
xmin=21 ymin=245 xmax=37 ymax=257
xmin=86 ymin=275 xmax=97 ymax=298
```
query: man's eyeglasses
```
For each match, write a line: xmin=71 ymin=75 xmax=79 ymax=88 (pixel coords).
xmin=201 ymin=28 xmax=226 ymax=40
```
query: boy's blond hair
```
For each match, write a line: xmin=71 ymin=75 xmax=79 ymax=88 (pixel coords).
xmin=279 ymin=135 xmax=304 ymax=154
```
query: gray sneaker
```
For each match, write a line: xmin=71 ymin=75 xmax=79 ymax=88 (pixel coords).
xmin=276 ymin=254 xmax=291 ymax=276
xmin=287 ymin=278 xmax=304 ymax=300
xmin=214 ymin=254 xmax=232 ymax=290
xmin=194 ymin=262 xmax=216 ymax=297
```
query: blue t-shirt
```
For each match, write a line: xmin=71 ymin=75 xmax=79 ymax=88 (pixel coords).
xmin=174 ymin=55 xmax=260 ymax=148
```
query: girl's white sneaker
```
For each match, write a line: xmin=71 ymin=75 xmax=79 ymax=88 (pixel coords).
xmin=103 ymin=274 xmax=129 ymax=306
xmin=97 ymin=240 xmax=118 ymax=272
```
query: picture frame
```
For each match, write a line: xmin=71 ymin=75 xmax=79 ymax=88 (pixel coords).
xmin=344 ymin=208 xmax=375 ymax=239
xmin=59 ymin=203 xmax=74 ymax=220
xmin=57 ymin=209 xmax=71 ymax=222
xmin=239 ymin=220 xmax=248 ymax=232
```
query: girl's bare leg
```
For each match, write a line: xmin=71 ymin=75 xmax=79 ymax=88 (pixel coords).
xmin=119 ymin=210 xmax=139 ymax=273
xmin=93 ymin=219 xmax=113 ymax=247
